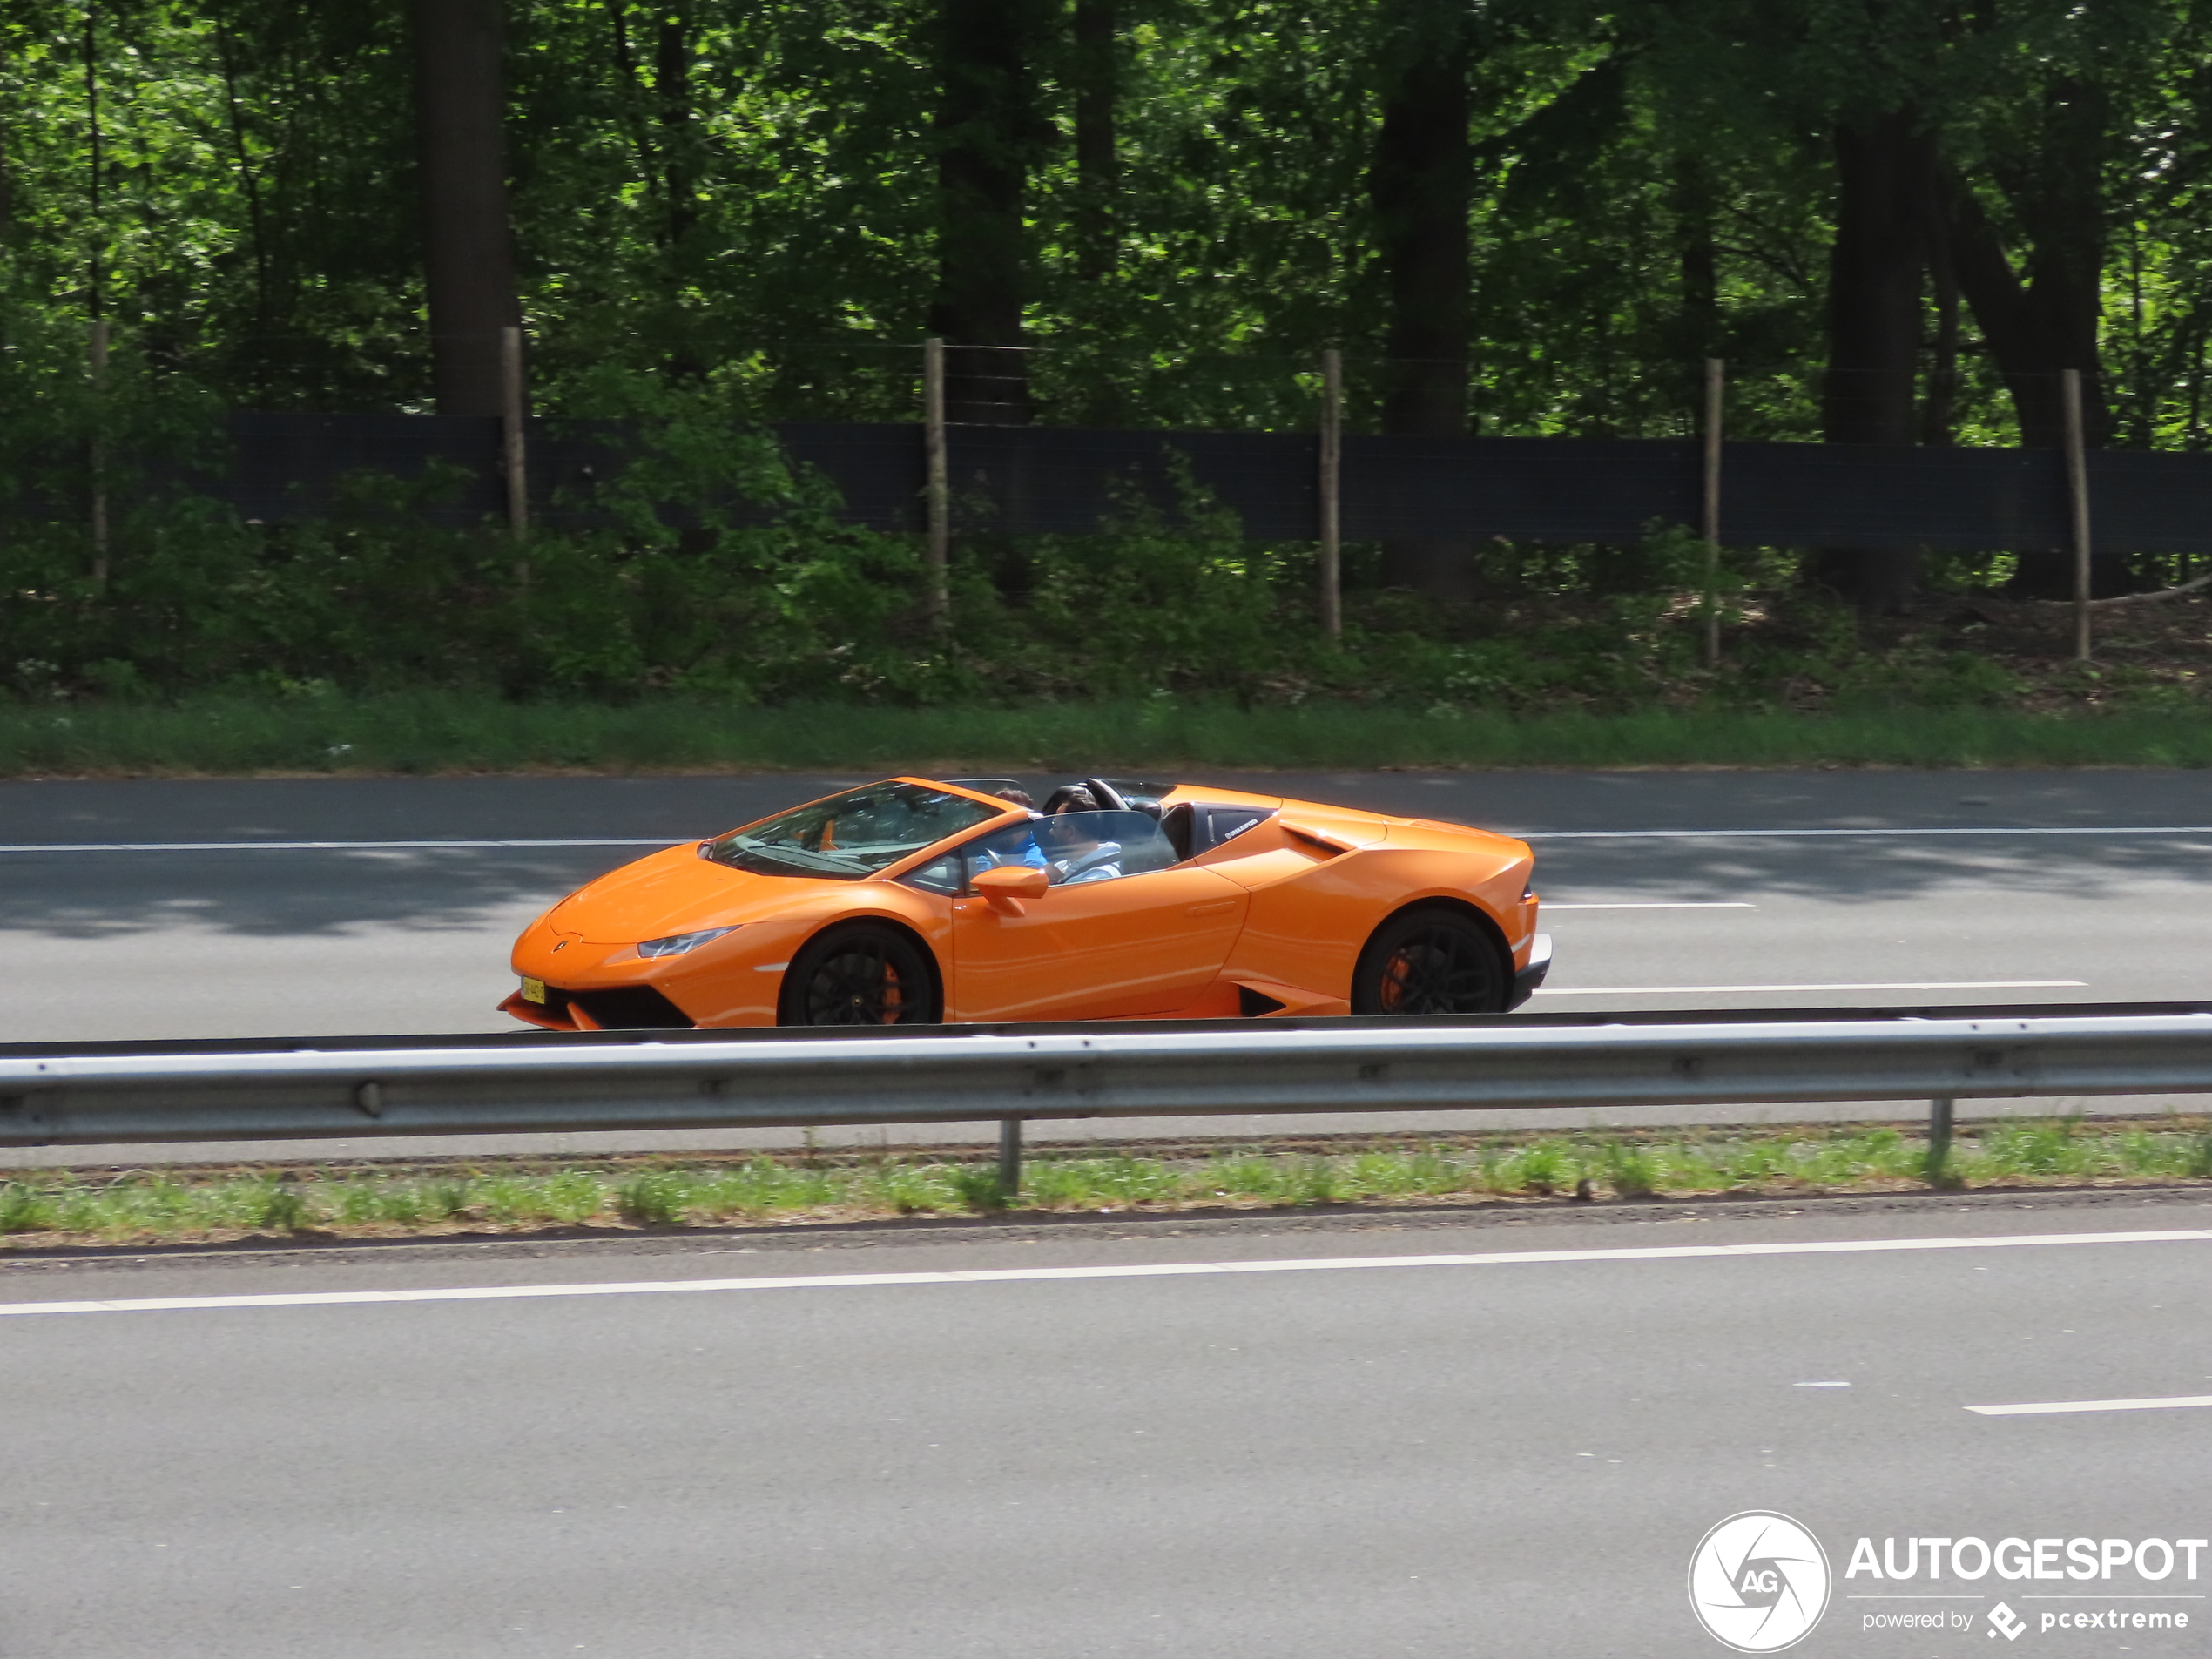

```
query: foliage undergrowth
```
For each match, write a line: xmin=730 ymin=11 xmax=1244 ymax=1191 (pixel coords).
xmin=3 ymin=1120 xmax=2206 ymax=1246
xmin=5 ymin=691 xmax=2211 ymax=775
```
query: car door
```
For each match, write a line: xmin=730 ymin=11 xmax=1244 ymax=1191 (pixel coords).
xmin=948 ymin=811 xmax=1249 ymax=1021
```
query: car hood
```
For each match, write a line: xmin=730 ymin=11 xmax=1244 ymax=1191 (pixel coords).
xmin=550 ymin=843 xmax=861 ymax=945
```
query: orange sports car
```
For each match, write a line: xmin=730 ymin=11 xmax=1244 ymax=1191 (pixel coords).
xmin=501 ymin=777 xmax=1549 ymax=1029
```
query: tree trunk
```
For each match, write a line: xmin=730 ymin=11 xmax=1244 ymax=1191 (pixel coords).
xmin=1071 ymin=0 xmax=1116 ymax=283
xmin=931 ymin=0 xmax=1042 ymax=424
xmin=1810 ymin=111 xmax=1934 ymax=613
xmin=83 ymin=6 xmax=104 ymax=322
xmin=1370 ymin=10 xmax=1474 ymax=599
xmin=213 ymin=16 xmax=271 ymax=336
xmin=1939 ymin=78 xmax=2111 ymax=595
xmin=655 ymin=10 xmax=698 ymax=253
xmin=410 ymin=0 xmax=522 ymax=417
xmin=1920 ymin=220 xmax=1959 ymax=446
xmin=1672 ymin=147 xmax=1720 ymax=366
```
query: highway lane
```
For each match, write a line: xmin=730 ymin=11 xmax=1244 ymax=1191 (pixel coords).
xmin=2 ymin=770 xmax=2209 ymax=1163
xmin=1 ymin=1196 xmax=2207 ymax=1658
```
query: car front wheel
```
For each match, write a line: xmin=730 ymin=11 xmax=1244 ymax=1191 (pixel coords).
xmin=1351 ymin=907 xmax=1507 ymax=1016
xmin=779 ymin=925 xmax=942 ymax=1026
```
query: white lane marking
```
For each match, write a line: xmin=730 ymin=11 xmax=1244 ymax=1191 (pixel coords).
xmin=0 ymin=839 xmax=677 ymax=853
xmin=1542 ymin=902 xmax=1756 ymax=910
xmin=1527 ymin=826 xmax=2212 ymax=840
xmin=0 ymin=1227 xmax=2205 ymax=1319
xmin=1966 ymin=1394 xmax=2212 ymax=1417
xmin=1534 ymin=979 xmax=2087 ymax=996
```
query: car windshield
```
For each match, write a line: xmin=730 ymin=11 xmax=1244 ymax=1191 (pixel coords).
xmin=705 ymin=781 xmax=1004 ymax=880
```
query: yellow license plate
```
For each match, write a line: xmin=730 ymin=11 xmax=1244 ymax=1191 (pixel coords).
xmin=521 ymin=976 xmax=546 ymax=1004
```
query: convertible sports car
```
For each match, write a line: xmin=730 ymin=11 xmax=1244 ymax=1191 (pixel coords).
xmin=501 ymin=777 xmax=1550 ymax=1029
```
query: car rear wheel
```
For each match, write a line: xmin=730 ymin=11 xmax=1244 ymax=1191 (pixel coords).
xmin=1351 ymin=907 xmax=1507 ymax=1016
xmin=779 ymin=925 xmax=941 ymax=1026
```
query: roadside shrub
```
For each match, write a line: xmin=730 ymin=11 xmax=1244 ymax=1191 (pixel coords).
xmin=616 ymin=1171 xmax=689 ymax=1225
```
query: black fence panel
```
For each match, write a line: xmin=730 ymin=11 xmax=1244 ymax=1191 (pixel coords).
xmin=1723 ymin=442 xmax=2067 ymax=552
xmin=1342 ymin=435 xmax=1698 ymax=543
xmin=779 ymin=422 xmax=926 ymax=531
xmin=937 ymin=426 xmax=1316 ymax=537
xmin=178 ymin=412 xmax=2212 ymax=557
xmin=2087 ymin=449 xmax=2212 ymax=557
xmin=222 ymin=412 xmax=505 ymax=524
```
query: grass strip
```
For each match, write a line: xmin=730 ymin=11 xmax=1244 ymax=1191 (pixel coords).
xmin=6 ymin=693 xmax=2212 ymax=777
xmin=4 ymin=1118 xmax=2209 ymax=1249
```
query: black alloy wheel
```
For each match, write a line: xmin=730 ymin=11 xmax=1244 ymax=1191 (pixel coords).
xmin=779 ymin=925 xmax=941 ymax=1026
xmin=1351 ymin=907 xmax=1507 ymax=1016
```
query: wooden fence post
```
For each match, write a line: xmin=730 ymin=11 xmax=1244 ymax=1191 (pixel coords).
xmin=1318 ymin=348 xmax=1343 ymax=642
xmin=500 ymin=325 xmax=529 ymax=585
xmin=1702 ymin=356 xmax=1723 ymax=670
xmin=89 ymin=320 xmax=110 ymax=590
xmin=923 ymin=336 xmax=949 ymax=631
xmin=2063 ymin=368 xmax=2092 ymax=663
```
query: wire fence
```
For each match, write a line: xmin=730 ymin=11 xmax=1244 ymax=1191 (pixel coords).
xmin=93 ymin=324 xmax=2212 ymax=447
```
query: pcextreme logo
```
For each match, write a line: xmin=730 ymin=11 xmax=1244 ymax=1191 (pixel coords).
xmin=1689 ymin=1511 xmax=1833 ymax=1653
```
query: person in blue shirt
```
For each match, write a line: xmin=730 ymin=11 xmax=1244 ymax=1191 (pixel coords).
xmin=967 ymin=792 xmax=1050 ymax=880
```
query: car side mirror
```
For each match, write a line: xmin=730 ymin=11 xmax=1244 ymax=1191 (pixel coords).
xmin=970 ymin=864 xmax=1049 ymax=913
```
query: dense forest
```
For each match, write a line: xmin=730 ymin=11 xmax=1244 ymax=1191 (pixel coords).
xmin=3 ymin=0 xmax=2210 ymax=708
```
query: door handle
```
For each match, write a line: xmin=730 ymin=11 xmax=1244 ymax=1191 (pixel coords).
xmin=1186 ymin=900 xmax=1238 ymax=918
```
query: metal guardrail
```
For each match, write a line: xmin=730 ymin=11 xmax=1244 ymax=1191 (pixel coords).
xmin=4 ymin=1011 xmax=2210 ymax=1184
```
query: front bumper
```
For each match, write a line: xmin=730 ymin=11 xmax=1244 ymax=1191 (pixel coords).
xmin=497 ymin=982 xmax=697 ymax=1030
xmin=1507 ymin=933 xmax=1553 ymax=1011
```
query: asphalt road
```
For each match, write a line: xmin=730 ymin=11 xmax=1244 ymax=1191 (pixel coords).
xmin=3 ymin=768 xmax=2209 ymax=1163
xmin=2 ymin=1194 xmax=2207 ymax=1658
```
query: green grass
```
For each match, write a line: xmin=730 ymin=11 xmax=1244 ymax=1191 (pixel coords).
xmin=4 ymin=1119 xmax=2209 ymax=1248
xmin=5 ymin=691 xmax=2212 ymax=777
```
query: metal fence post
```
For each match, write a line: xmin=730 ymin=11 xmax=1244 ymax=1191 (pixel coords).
xmin=1926 ymin=1096 xmax=1955 ymax=1185
xmin=1318 ymin=348 xmax=1342 ymax=642
xmin=1701 ymin=356 xmax=1723 ymax=669
xmin=2063 ymin=368 xmax=2092 ymax=664
xmin=998 ymin=1116 xmax=1024 ymax=1195
xmin=500 ymin=325 xmax=529 ymax=586
xmin=923 ymin=337 xmax=950 ymax=631
xmin=89 ymin=320 xmax=110 ymax=590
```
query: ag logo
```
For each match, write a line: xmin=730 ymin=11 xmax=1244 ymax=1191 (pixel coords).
xmin=1688 ymin=1511 xmax=1831 ymax=1652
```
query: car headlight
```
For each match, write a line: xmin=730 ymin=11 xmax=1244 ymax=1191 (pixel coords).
xmin=635 ymin=926 xmax=738 ymax=959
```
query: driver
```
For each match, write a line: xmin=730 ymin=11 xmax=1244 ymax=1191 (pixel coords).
xmin=1042 ymin=811 xmax=1125 ymax=885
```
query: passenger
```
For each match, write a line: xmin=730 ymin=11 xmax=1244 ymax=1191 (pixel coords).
xmin=967 ymin=798 xmax=1049 ymax=878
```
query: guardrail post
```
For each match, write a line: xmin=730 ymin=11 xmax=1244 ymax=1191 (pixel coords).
xmin=998 ymin=1116 xmax=1023 ymax=1196
xmin=1925 ymin=1096 xmax=1955 ymax=1186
